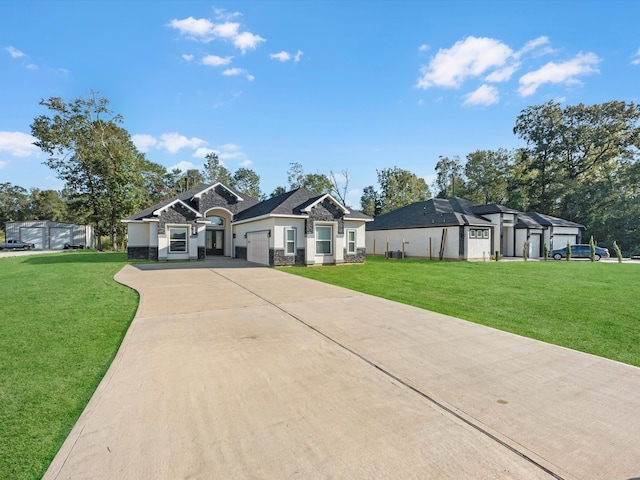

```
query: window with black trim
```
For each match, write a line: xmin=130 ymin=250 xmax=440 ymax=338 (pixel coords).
xmin=169 ymin=227 xmax=188 ymax=252
xmin=469 ymin=228 xmax=489 ymax=239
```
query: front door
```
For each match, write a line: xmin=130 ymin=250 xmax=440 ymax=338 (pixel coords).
xmin=206 ymin=230 xmax=224 ymax=256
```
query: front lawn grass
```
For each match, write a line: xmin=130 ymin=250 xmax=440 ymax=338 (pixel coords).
xmin=0 ymin=251 xmax=138 ymax=480
xmin=281 ymin=256 xmax=640 ymax=367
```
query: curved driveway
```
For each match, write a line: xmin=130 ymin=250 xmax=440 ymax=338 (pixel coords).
xmin=45 ymin=259 xmax=640 ymax=479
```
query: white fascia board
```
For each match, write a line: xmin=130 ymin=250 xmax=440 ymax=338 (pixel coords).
xmin=232 ymin=213 xmax=308 ymax=226
xmin=344 ymin=216 xmax=373 ymax=222
xmin=121 ymin=219 xmax=143 ymax=224
xmin=192 ymin=182 xmax=244 ymax=201
xmin=153 ymin=199 xmax=202 ymax=217
xmin=301 ymin=193 xmax=350 ymax=214
xmin=142 ymin=218 xmax=160 ymax=223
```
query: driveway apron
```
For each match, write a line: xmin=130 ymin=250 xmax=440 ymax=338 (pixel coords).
xmin=44 ymin=260 xmax=640 ymax=479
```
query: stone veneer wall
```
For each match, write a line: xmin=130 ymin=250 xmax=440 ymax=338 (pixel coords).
xmin=235 ymin=246 xmax=247 ymax=260
xmin=305 ymin=200 xmax=344 ymax=235
xmin=344 ymin=247 xmax=366 ymax=264
xmin=273 ymin=248 xmax=306 ymax=266
xmin=127 ymin=246 xmax=158 ymax=261
xmin=158 ymin=205 xmax=197 ymax=234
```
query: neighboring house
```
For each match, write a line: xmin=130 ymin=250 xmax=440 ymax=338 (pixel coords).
xmin=4 ymin=221 xmax=94 ymax=250
xmin=122 ymin=183 xmax=371 ymax=265
xmin=365 ymin=197 xmax=584 ymax=261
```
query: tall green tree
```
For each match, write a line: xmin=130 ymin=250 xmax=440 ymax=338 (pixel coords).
xmin=433 ymin=156 xmax=464 ymax=198
xmin=376 ymin=166 xmax=431 ymax=214
xmin=30 ymin=92 xmax=161 ymax=249
xmin=203 ymin=152 xmax=232 ymax=185
xmin=286 ymin=162 xmax=332 ymax=194
xmin=0 ymin=183 xmax=29 ymax=232
xmin=464 ymin=149 xmax=511 ymax=205
xmin=360 ymin=185 xmax=381 ymax=217
xmin=231 ymin=167 xmax=261 ymax=198
xmin=27 ymin=189 xmax=68 ymax=221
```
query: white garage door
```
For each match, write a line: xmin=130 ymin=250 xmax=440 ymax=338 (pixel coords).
xmin=553 ymin=234 xmax=577 ymax=250
xmin=247 ymin=231 xmax=269 ymax=265
xmin=50 ymin=228 xmax=72 ymax=250
xmin=529 ymin=233 xmax=541 ymax=258
xmin=20 ymin=227 xmax=45 ymax=250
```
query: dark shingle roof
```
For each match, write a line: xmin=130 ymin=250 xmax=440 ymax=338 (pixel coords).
xmin=366 ymin=198 xmax=493 ymax=231
xmin=234 ymin=188 xmax=323 ymax=221
xmin=123 ymin=183 xmax=257 ymax=221
xmin=521 ymin=212 xmax=584 ymax=229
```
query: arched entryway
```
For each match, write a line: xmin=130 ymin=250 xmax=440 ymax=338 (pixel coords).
xmin=203 ymin=209 xmax=232 ymax=257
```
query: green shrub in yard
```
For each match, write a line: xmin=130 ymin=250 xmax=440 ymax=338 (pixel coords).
xmin=566 ymin=241 xmax=571 ymax=261
xmin=543 ymin=242 xmax=548 ymax=261
xmin=523 ymin=241 xmax=529 ymax=261
xmin=590 ymin=236 xmax=596 ymax=262
xmin=613 ymin=241 xmax=623 ymax=262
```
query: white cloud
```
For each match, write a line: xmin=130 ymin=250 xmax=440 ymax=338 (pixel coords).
xmin=131 ymin=134 xmax=158 ymax=153
xmin=222 ymin=68 xmax=253 ymax=80
xmin=193 ymin=147 xmax=216 ymax=159
xmin=169 ymin=160 xmax=201 ymax=172
xmin=159 ymin=132 xmax=207 ymax=154
xmin=233 ymin=31 xmax=265 ymax=53
xmin=632 ymin=48 xmax=640 ymax=65
xmin=484 ymin=63 xmax=519 ymax=82
xmin=270 ymin=51 xmax=291 ymax=62
xmin=168 ymin=13 xmax=265 ymax=53
xmin=417 ymin=36 xmax=513 ymax=89
xmin=212 ymin=22 xmax=240 ymax=38
xmin=516 ymin=36 xmax=551 ymax=58
xmin=270 ymin=50 xmax=304 ymax=62
xmin=0 ymin=131 xmax=39 ymax=157
xmin=168 ymin=17 xmax=214 ymax=39
xmin=0 ymin=160 xmax=8 ymax=169
xmin=202 ymin=54 xmax=233 ymax=66
xmin=5 ymin=46 xmax=25 ymax=58
xmin=419 ymin=44 xmax=429 ymax=52
xmin=182 ymin=54 xmax=194 ymax=62
xmin=463 ymin=84 xmax=500 ymax=106
xmin=518 ymin=52 xmax=600 ymax=97
xmin=213 ymin=8 xmax=242 ymax=21
xmin=239 ymin=159 xmax=253 ymax=167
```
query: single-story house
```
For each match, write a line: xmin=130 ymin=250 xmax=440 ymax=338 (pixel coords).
xmin=4 ymin=221 xmax=94 ymax=250
xmin=365 ymin=197 xmax=584 ymax=261
xmin=123 ymin=183 xmax=371 ymax=266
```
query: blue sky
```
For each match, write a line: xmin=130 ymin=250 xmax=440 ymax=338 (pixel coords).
xmin=1 ymin=0 xmax=639 ymax=207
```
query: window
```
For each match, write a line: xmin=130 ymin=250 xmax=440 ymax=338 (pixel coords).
xmin=285 ymin=228 xmax=296 ymax=255
xmin=347 ymin=229 xmax=356 ymax=254
xmin=470 ymin=229 xmax=489 ymax=239
xmin=206 ymin=216 xmax=224 ymax=226
xmin=315 ymin=225 xmax=332 ymax=255
xmin=169 ymin=227 xmax=188 ymax=252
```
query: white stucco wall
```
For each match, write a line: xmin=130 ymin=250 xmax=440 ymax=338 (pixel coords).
xmin=126 ymin=223 xmax=149 ymax=247
xmin=466 ymin=227 xmax=492 ymax=260
xmin=234 ymin=218 xmax=275 ymax=251
xmin=366 ymin=227 xmax=466 ymax=260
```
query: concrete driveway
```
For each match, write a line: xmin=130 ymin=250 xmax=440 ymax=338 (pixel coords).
xmin=45 ymin=259 xmax=640 ymax=479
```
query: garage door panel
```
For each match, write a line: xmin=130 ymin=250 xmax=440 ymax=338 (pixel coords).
xmin=247 ymin=231 xmax=269 ymax=265
xmin=529 ymin=234 xmax=541 ymax=258
xmin=553 ymin=234 xmax=576 ymax=251
xmin=50 ymin=228 xmax=72 ymax=250
xmin=21 ymin=228 xmax=44 ymax=250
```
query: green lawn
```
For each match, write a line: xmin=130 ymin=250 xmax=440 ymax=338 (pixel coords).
xmin=281 ymin=256 xmax=640 ymax=367
xmin=2 ymin=252 xmax=638 ymax=479
xmin=0 ymin=251 xmax=138 ymax=480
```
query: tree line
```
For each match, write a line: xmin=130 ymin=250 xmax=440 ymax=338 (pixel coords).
xmin=1 ymin=94 xmax=638 ymax=254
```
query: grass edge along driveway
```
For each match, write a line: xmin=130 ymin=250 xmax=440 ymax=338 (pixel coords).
xmin=0 ymin=251 xmax=138 ymax=480
xmin=280 ymin=255 xmax=640 ymax=368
